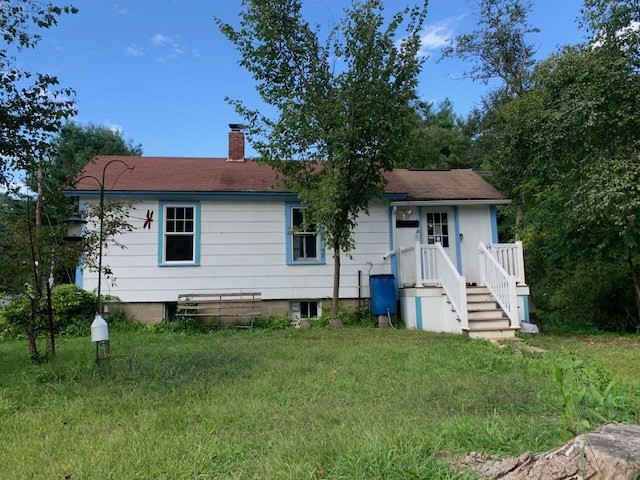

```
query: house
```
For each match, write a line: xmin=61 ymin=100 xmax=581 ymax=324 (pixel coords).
xmin=69 ymin=125 xmax=530 ymax=339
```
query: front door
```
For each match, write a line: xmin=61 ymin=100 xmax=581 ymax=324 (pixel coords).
xmin=422 ymin=207 xmax=458 ymax=272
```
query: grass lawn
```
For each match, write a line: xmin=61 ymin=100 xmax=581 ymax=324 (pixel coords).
xmin=0 ymin=329 xmax=637 ymax=479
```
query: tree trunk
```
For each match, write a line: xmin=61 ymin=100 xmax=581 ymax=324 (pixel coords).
xmin=45 ymin=279 xmax=55 ymax=359
xmin=27 ymin=299 xmax=39 ymax=361
xmin=330 ymin=239 xmax=344 ymax=328
xmin=628 ymin=256 xmax=640 ymax=330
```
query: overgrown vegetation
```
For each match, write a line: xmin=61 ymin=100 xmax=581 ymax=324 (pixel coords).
xmin=446 ymin=0 xmax=640 ymax=333
xmin=2 ymin=329 xmax=637 ymax=479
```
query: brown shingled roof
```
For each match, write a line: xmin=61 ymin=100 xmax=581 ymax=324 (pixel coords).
xmin=389 ymin=169 xmax=508 ymax=201
xmin=71 ymin=156 xmax=507 ymax=201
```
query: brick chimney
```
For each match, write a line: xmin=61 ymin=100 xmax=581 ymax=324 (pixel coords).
xmin=227 ymin=124 xmax=245 ymax=162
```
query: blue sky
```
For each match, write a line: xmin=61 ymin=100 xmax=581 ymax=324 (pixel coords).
xmin=21 ymin=0 xmax=586 ymax=158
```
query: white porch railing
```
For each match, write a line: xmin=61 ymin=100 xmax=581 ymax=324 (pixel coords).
xmin=397 ymin=242 xmax=468 ymax=329
xmin=479 ymin=243 xmax=519 ymax=327
xmin=398 ymin=245 xmax=417 ymax=287
xmin=488 ymin=241 xmax=526 ymax=285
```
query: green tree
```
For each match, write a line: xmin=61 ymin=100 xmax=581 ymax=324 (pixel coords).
xmin=442 ymin=0 xmax=539 ymax=97
xmin=47 ymin=122 xmax=143 ymax=191
xmin=403 ymin=99 xmax=475 ymax=169
xmin=217 ymin=0 xmax=427 ymax=325
xmin=0 ymin=1 xmax=77 ymax=189
xmin=479 ymin=0 xmax=640 ymax=330
xmin=0 ymin=124 xmax=141 ymax=360
xmin=442 ymin=0 xmax=540 ymax=236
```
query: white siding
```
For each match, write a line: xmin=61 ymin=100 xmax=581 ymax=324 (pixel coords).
xmin=458 ymin=205 xmax=493 ymax=283
xmin=81 ymin=198 xmax=393 ymax=303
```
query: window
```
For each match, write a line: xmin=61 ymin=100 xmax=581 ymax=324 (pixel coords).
xmin=159 ymin=202 xmax=200 ymax=265
xmin=286 ymin=204 xmax=324 ymax=264
xmin=290 ymin=300 xmax=320 ymax=320
xmin=292 ymin=207 xmax=317 ymax=260
xmin=426 ymin=212 xmax=449 ymax=247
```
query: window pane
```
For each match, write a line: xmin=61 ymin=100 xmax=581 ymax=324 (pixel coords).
xmin=185 ymin=220 xmax=193 ymax=233
xmin=166 ymin=208 xmax=175 ymax=220
xmin=293 ymin=234 xmax=302 ymax=260
xmin=427 ymin=226 xmax=434 ymax=235
xmin=427 ymin=238 xmax=435 ymax=244
xmin=434 ymin=213 xmax=441 ymax=224
xmin=309 ymin=302 xmax=318 ymax=318
xmin=301 ymin=301 xmax=309 ymax=318
xmin=166 ymin=235 xmax=194 ymax=261
xmin=442 ymin=225 xmax=448 ymax=236
xmin=176 ymin=208 xmax=185 ymax=220
xmin=166 ymin=220 xmax=175 ymax=233
xmin=443 ymin=237 xmax=449 ymax=248
xmin=185 ymin=208 xmax=194 ymax=220
xmin=304 ymin=235 xmax=317 ymax=258
xmin=292 ymin=208 xmax=304 ymax=228
xmin=435 ymin=225 xmax=441 ymax=235
xmin=427 ymin=213 xmax=433 ymax=223
xmin=175 ymin=221 xmax=184 ymax=233
xmin=442 ymin=213 xmax=448 ymax=224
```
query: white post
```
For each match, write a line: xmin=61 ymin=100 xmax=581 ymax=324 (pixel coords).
xmin=414 ymin=241 xmax=422 ymax=286
xmin=515 ymin=241 xmax=526 ymax=285
xmin=458 ymin=276 xmax=469 ymax=330
xmin=509 ymin=276 xmax=519 ymax=327
xmin=478 ymin=243 xmax=486 ymax=285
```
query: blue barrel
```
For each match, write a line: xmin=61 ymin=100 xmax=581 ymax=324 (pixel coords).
xmin=369 ymin=274 xmax=397 ymax=315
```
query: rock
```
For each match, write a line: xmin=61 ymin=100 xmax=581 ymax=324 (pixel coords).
xmin=455 ymin=423 xmax=640 ymax=479
xmin=523 ymin=345 xmax=547 ymax=354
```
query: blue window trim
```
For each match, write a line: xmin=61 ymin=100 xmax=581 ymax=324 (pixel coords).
xmin=490 ymin=205 xmax=499 ymax=243
xmin=75 ymin=201 xmax=85 ymax=288
xmin=388 ymin=206 xmax=399 ymax=298
xmin=415 ymin=296 xmax=423 ymax=330
xmin=285 ymin=202 xmax=325 ymax=265
xmin=158 ymin=200 xmax=201 ymax=267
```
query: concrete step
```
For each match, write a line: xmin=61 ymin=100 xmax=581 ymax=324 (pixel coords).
xmin=468 ymin=327 xmax=519 ymax=339
xmin=469 ymin=318 xmax=511 ymax=330
xmin=466 ymin=301 xmax=499 ymax=311
xmin=466 ymin=292 xmax=495 ymax=302
xmin=466 ymin=286 xmax=491 ymax=294
xmin=468 ymin=309 xmax=506 ymax=320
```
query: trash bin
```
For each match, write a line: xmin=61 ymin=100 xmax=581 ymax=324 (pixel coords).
xmin=369 ymin=274 xmax=397 ymax=315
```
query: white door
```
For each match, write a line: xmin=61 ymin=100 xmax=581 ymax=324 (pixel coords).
xmin=422 ymin=207 xmax=457 ymax=271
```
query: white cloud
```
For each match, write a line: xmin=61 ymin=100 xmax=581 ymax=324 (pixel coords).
xmin=150 ymin=33 xmax=170 ymax=46
xmin=104 ymin=122 xmax=123 ymax=134
xmin=114 ymin=4 xmax=128 ymax=15
xmin=149 ymin=33 xmax=198 ymax=62
xmin=125 ymin=44 xmax=143 ymax=56
xmin=418 ymin=17 xmax=460 ymax=55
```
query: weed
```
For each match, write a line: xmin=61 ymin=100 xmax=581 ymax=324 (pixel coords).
xmin=553 ymin=355 xmax=634 ymax=433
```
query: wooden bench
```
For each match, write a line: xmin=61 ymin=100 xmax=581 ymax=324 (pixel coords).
xmin=175 ymin=292 xmax=261 ymax=330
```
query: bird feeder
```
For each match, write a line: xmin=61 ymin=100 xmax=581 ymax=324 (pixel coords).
xmin=64 ymin=212 xmax=87 ymax=242
xmin=91 ymin=314 xmax=110 ymax=342
xmin=91 ymin=313 xmax=110 ymax=368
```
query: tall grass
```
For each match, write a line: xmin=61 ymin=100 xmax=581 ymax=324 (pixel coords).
xmin=0 ymin=329 xmax=609 ymax=479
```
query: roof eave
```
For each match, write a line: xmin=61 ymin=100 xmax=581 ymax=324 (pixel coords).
xmin=391 ymin=199 xmax=511 ymax=206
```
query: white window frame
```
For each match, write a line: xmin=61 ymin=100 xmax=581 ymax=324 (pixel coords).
xmin=425 ymin=211 xmax=450 ymax=248
xmin=290 ymin=300 xmax=321 ymax=320
xmin=159 ymin=202 xmax=200 ymax=266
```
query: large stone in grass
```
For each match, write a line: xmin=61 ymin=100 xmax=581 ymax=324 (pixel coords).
xmin=457 ymin=423 xmax=640 ymax=479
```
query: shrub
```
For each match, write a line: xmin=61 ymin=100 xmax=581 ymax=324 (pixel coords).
xmin=253 ymin=314 xmax=289 ymax=330
xmin=51 ymin=284 xmax=97 ymax=333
